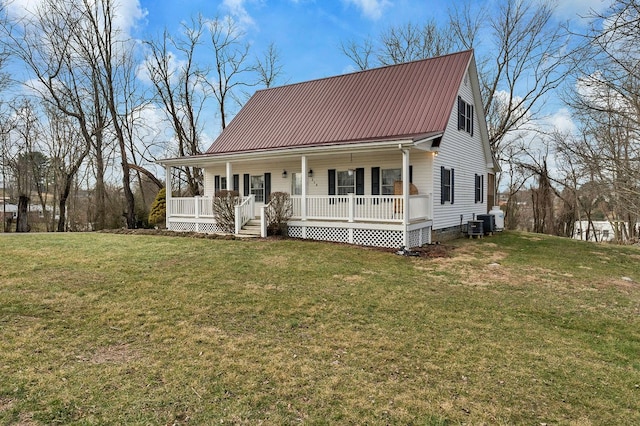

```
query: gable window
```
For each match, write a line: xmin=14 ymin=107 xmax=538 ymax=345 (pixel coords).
xmin=458 ymin=96 xmax=474 ymax=136
xmin=251 ymin=175 xmax=265 ymax=202
xmin=475 ymin=174 xmax=484 ymax=203
xmin=440 ymin=166 xmax=454 ymax=204
xmin=381 ymin=168 xmax=401 ymax=195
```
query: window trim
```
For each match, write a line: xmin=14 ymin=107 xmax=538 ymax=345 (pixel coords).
xmin=336 ymin=170 xmax=356 ymax=195
xmin=250 ymin=175 xmax=265 ymax=202
xmin=475 ymin=173 xmax=484 ymax=204
xmin=440 ymin=166 xmax=454 ymax=204
xmin=291 ymin=172 xmax=302 ymax=195
xmin=381 ymin=168 xmax=401 ymax=195
xmin=458 ymin=96 xmax=474 ymax=136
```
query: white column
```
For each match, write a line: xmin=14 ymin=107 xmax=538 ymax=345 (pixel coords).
xmin=165 ymin=165 xmax=172 ymax=224
xmin=226 ymin=162 xmax=232 ymax=191
xmin=301 ymin=155 xmax=307 ymax=220
xmin=402 ymin=149 xmax=410 ymax=248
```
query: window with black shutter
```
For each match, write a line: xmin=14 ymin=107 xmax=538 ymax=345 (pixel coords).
xmin=440 ymin=167 xmax=454 ymax=204
xmin=458 ymin=96 xmax=474 ymax=136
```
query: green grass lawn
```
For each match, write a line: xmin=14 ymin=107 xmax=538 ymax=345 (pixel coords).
xmin=0 ymin=231 xmax=639 ymax=424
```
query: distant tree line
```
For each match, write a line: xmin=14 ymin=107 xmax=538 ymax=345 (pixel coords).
xmin=0 ymin=0 xmax=282 ymax=232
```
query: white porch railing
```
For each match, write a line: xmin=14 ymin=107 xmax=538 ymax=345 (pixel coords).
xmin=169 ymin=194 xmax=432 ymax=224
xmin=169 ymin=196 xmax=248 ymax=219
xmin=290 ymin=194 xmax=432 ymax=223
xmin=234 ymin=195 xmax=255 ymax=234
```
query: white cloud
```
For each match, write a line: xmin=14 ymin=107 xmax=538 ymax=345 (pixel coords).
xmin=221 ymin=0 xmax=256 ymax=29
xmin=342 ymin=0 xmax=392 ymax=20
xmin=3 ymin=0 xmax=147 ymax=38
xmin=546 ymin=107 xmax=577 ymax=135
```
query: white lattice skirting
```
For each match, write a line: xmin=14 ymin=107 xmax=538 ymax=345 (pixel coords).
xmin=288 ymin=222 xmax=431 ymax=249
xmin=168 ymin=217 xmax=432 ymax=248
xmin=168 ymin=220 xmax=224 ymax=234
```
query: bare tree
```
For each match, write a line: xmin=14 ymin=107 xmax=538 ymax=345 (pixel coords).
xmin=449 ymin=0 xmax=573 ymax=171
xmin=565 ymin=0 xmax=640 ymax=242
xmin=340 ymin=20 xmax=455 ymax=70
xmin=255 ymin=41 xmax=284 ymax=88
xmin=144 ymin=17 xmax=208 ymax=196
xmin=206 ymin=15 xmax=255 ymax=130
xmin=44 ymin=106 xmax=90 ymax=232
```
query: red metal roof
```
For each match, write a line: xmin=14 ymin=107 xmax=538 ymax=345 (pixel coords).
xmin=205 ymin=50 xmax=474 ymax=155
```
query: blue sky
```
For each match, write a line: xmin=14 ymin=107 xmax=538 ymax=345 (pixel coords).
xmin=137 ymin=0 xmax=447 ymax=84
xmin=133 ymin=0 xmax=609 ymax=85
xmin=2 ymin=0 xmax=613 ymax=164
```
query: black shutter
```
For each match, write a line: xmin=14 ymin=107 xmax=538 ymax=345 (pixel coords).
xmin=328 ymin=169 xmax=336 ymax=205
xmin=215 ymin=175 xmax=220 ymax=194
xmin=371 ymin=167 xmax=380 ymax=195
xmin=468 ymin=104 xmax=474 ymax=137
xmin=243 ymin=174 xmax=250 ymax=197
xmin=457 ymin=96 xmax=464 ymax=130
xmin=440 ymin=166 xmax=445 ymax=205
xmin=328 ymin=169 xmax=336 ymax=195
xmin=233 ymin=174 xmax=239 ymax=192
xmin=264 ymin=173 xmax=271 ymax=203
xmin=451 ymin=168 xmax=455 ymax=204
xmin=409 ymin=165 xmax=413 ymax=184
xmin=355 ymin=168 xmax=365 ymax=195
xmin=481 ymin=174 xmax=484 ymax=203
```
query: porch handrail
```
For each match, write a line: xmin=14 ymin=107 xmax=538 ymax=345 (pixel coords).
xmin=260 ymin=199 xmax=275 ymax=238
xmin=234 ymin=195 xmax=255 ymax=234
xmin=291 ymin=194 xmax=408 ymax=223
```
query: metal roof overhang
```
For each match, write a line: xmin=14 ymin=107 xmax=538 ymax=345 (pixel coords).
xmin=157 ymin=135 xmax=443 ymax=168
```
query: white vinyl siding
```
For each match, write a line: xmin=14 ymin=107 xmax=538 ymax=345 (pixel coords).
xmin=433 ymin=69 xmax=489 ymax=230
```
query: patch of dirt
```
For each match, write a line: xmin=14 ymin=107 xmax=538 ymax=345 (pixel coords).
xmin=333 ymin=274 xmax=365 ymax=283
xmin=261 ymin=255 xmax=289 ymax=267
xmin=77 ymin=344 xmax=139 ymax=365
xmin=101 ymin=228 xmax=239 ymax=240
xmin=0 ymin=398 xmax=13 ymax=412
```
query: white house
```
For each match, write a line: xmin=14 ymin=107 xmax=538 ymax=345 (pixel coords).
xmin=160 ymin=50 xmax=498 ymax=248
xmin=574 ymin=220 xmax=639 ymax=243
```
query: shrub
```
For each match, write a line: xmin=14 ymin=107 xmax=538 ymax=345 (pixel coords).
xmin=213 ymin=190 xmax=239 ymax=233
xmin=266 ymin=192 xmax=292 ymax=236
xmin=148 ymin=188 xmax=166 ymax=227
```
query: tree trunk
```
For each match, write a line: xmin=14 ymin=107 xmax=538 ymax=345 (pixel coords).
xmin=16 ymin=195 xmax=30 ymax=232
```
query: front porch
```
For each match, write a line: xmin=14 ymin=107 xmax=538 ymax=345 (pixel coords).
xmin=166 ymin=193 xmax=433 ymax=248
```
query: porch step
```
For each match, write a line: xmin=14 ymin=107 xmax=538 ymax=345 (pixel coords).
xmin=239 ymin=219 xmax=262 ymax=237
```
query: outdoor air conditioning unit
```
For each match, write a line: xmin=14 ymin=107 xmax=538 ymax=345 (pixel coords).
xmin=477 ymin=214 xmax=496 ymax=235
xmin=467 ymin=220 xmax=484 ymax=238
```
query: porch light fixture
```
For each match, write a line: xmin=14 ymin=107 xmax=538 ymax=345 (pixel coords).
xmin=282 ymin=170 xmax=287 ymax=178
xmin=308 ymin=169 xmax=313 ymax=178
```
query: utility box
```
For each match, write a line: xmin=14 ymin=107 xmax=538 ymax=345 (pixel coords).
xmin=467 ymin=220 xmax=484 ymax=238
xmin=477 ymin=214 xmax=496 ymax=235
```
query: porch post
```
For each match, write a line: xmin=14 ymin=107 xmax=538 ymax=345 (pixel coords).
xmin=301 ymin=155 xmax=307 ymax=220
xmin=226 ymin=162 xmax=232 ymax=191
xmin=402 ymin=149 xmax=410 ymax=248
xmin=165 ymin=165 xmax=172 ymax=226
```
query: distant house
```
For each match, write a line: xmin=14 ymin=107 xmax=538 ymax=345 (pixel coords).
xmin=574 ymin=220 xmax=639 ymax=243
xmin=160 ymin=50 xmax=498 ymax=248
